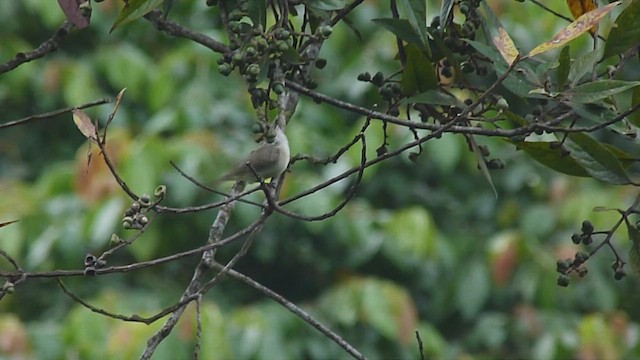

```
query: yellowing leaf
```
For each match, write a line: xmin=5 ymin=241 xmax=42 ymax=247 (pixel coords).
xmin=567 ymin=0 xmax=599 ymax=33
xmin=72 ymin=109 xmax=97 ymax=141
xmin=492 ymin=27 xmax=519 ymax=65
xmin=528 ymin=1 xmax=621 ymax=57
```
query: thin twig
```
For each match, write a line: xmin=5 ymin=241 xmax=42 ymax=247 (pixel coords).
xmin=0 ymin=21 xmax=74 ymax=74
xmin=144 ymin=10 xmax=229 ymax=54
xmin=210 ymin=261 xmax=368 ymax=360
xmin=0 ymin=98 xmax=111 ymax=129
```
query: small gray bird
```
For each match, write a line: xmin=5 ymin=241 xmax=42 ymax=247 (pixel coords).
xmin=216 ymin=126 xmax=290 ymax=183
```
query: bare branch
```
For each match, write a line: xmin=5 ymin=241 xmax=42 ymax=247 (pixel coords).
xmin=0 ymin=21 xmax=74 ymax=74
xmin=144 ymin=10 xmax=229 ymax=54
xmin=210 ymin=261 xmax=368 ymax=360
xmin=0 ymin=98 xmax=111 ymax=130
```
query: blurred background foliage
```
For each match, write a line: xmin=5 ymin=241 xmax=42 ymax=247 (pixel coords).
xmin=0 ymin=0 xmax=639 ymax=359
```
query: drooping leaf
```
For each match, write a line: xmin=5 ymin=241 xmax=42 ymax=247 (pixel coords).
xmin=372 ymin=18 xmax=423 ymax=47
xmin=627 ymin=222 xmax=640 ymax=276
xmin=603 ymin=0 xmax=640 ymax=59
xmin=401 ymin=44 xmax=437 ymax=95
xmin=630 ymin=86 xmax=640 ymax=127
xmin=57 ymin=0 xmax=90 ymax=29
xmin=557 ymin=46 xmax=571 ymax=90
xmin=565 ymin=132 xmax=632 ymax=184
xmin=568 ymin=80 xmax=640 ymax=104
xmin=514 ymin=141 xmax=590 ymax=177
xmin=400 ymin=0 xmax=431 ymax=56
xmin=72 ymin=109 xmax=97 ymax=141
xmin=492 ymin=27 xmax=519 ymax=65
xmin=528 ymin=2 xmax=621 ymax=57
xmin=439 ymin=0 xmax=455 ymax=29
xmin=467 ymin=135 xmax=497 ymax=197
xmin=110 ymin=0 xmax=163 ymax=33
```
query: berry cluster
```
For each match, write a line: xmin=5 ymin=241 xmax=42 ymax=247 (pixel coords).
xmin=121 ymin=186 xmax=166 ymax=230
xmin=557 ymin=220 xmax=627 ymax=287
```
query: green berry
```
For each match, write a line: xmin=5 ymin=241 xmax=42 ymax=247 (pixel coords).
xmin=557 ymin=274 xmax=570 ymax=287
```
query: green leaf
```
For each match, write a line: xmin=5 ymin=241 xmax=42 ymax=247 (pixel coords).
xmin=514 ymin=141 xmax=589 ymax=177
xmin=628 ymin=222 xmax=640 ymax=277
xmin=306 ymin=0 xmax=349 ymax=11
xmin=403 ymin=89 xmax=463 ymax=106
xmin=557 ymin=46 xmax=571 ymax=91
xmin=573 ymin=103 xmax=637 ymax=136
xmin=569 ymin=80 xmax=640 ymax=104
xmin=110 ymin=0 xmax=163 ymax=32
xmin=467 ymin=135 xmax=497 ymax=197
xmin=565 ymin=132 xmax=632 ymax=184
xmin=456 ymin=261 xmax=491 ymax=320
xmin=629 ymin=86 xmax=640 ymax=127
xmin=401 ymin=44 xmax=437 ymax=95
xmin=465 ymin=40 xmax=535 ymax=97
xmin=247 ymin=0 xmax=267 ymax=28
xmin=372 ymin=18 xmax=423 ymax=47
xmin=568 ymin=48 xmax=600 ymax=85
xmin=603 ymin=0 xmax=640 ymax=59
xmin=361 ymin=279 xmax=414 ymax=341
xmin=383 ymin=206 xmax=438 ymax=260
xmin=440 ymin=0 xmax=455 ymax=29
xmin=400 ymin=0 xmax=431 ymax=56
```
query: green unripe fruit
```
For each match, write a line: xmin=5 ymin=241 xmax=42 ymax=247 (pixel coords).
xmin=245 ymin=47 xmax=257 ymax=58
xmin=556 ymin=274 xmax=570 ymax=287
xmin=247 ymin=63 xmax=260 ymax=76
xmin=320 ymin=25 xmax=333 ymax=37
xmin=232 ymin=52 xmax=243 ymax=65
xmin=273 ymin=83 xmax=285 ymax=94
xmin=371 ymin=71 xmax=384 ymax=86
xmin=218 ymin=63 xmax=232 ymax=76
xmin=278 ymin=41 xmax=289 ymax=51
xmin=357 ymin=72 xmax=371 ymax=81
xmin=496 ymin=97 xmax=509 ymax=110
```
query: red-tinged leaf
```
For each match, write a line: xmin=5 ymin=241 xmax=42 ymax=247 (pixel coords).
xmin=492 ymin=27 xmax=519 ymax=65
xmin=57 ymin=0 xmax=90 ymax=29
xmin=0 ymin=220 xmax=19 ymax=229
xmin=528 ymin=2 xmax=621 ymax=57
xmin=72 ymin=109 xmax=97 ymax=141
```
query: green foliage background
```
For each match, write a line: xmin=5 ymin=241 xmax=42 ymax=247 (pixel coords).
xmin=0 ymin=1 xmax=639 ymax=359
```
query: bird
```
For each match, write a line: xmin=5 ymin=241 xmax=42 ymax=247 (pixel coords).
xmin=215 ymin=126 xmax=290 ymax=184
